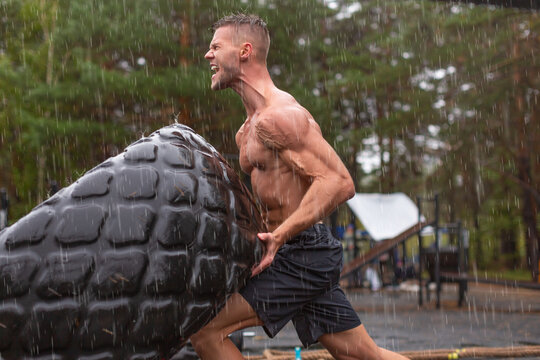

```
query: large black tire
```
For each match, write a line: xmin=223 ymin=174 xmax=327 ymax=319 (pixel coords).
xmin=0 ymin=124 xmax=263 ymax=359
xmin=170 ymin=342 xmax=199 ymax=360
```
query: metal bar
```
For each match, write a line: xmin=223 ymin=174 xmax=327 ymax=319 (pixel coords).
xmin=417 ymin=196 xmax=424 ymax=307
xmin=350 ymin=209 xmax=360 ymax=287
xmin=457 ymin=221 xmax=464 ymax=274
xmin=434 ymin=194 xmax=441 ymax=309
xmin=430 ymin=0 xmax=539 ymax=10
xmin=401 ymin=241 xmax=406 ymax=266
xmin=441 ymin=272 xmax=540 ymax=290
xmin=340 ymin=221 xmax=428 ymax=278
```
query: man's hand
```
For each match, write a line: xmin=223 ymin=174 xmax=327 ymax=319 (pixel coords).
xmin=251 ymin=232 xmax=282 ymax=277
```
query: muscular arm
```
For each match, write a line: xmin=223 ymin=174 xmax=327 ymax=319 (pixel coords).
xmin=252 ymin=107 xmax=355 ymax=274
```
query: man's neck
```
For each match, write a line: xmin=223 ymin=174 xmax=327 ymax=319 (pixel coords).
xmin=230 ymin=65 xmax=276 ymax=117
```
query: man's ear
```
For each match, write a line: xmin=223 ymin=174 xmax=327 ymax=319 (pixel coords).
xmin=240 ymin=42 xmax=252 ymax=61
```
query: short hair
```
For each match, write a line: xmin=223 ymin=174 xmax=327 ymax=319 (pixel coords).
xmin=212 ymin=13 xmax=270 ymax=62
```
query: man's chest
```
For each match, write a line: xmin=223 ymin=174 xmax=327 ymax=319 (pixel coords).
xmin=236 ymin=121 xmax=274 ymax=174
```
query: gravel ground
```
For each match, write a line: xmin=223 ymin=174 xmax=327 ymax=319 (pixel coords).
xmin=241 ymin=281 xmax=540 ymax=359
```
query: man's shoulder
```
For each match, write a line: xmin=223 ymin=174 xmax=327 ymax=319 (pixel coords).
xmin=256 ymin=105 xmax=310 ymax=135
xmin=259 ymin=106 xmax=303 ymax=123
xmin=258 ymin=96 xmax=311 ymax=127
xmin=262 ymin=89 xmax=306 ymax=116
xmin=254 ymin=104 xmax=314 ymax=150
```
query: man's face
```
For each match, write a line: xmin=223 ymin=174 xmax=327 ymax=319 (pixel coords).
xmin=204 ymin=26 xmax=241 ymax=91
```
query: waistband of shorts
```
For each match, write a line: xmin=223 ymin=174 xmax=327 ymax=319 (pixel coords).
xmin=287 ymin=223 xmax=330 ymax=244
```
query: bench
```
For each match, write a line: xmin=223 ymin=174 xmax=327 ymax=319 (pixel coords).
xmin=423 ymin=247 xmax=468 ymax=307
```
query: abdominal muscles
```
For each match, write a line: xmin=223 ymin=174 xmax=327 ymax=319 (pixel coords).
xmin=251 ymin=167 xmax=309 ymax=231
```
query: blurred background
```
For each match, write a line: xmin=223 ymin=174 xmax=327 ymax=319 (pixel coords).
xmin=0 ymin=0 xmax=538 ymax=281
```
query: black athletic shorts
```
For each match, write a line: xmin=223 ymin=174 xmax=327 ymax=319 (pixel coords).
xmin=239 ymin=224 xmax=361 ymax=347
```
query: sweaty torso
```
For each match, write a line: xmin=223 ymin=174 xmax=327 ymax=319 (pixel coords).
xmin=235 ymin=91 xmax=320 ymax=231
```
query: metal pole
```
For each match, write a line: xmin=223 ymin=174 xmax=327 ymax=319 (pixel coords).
xmin=434 ymin=194 xmax=441 ymax=309
xmin=401 ymin=241 xmax=406 ymax=267
xmin=457 ymin=221 xmax=463 ymax=274
xmin=350 ymin=210 xmax=360 ymax=287
xmin=351 ymin=211 xmax=358 ymax=258
xmin=0 ymin=188 xmax=8 ymax=230
xmin=416 ymin=196 xmax=423 ymax=307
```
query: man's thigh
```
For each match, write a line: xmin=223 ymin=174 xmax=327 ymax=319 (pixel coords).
xmin=193 ymin=293 xmax=263 ymax=337
xmin=318 ymin=325 xmax=381 ymax=360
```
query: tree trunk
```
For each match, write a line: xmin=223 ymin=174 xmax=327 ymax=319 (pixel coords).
xmin=37 ymin=0 xmax=57 ymax=203
xmin=512 ymin=36 xmax=539 ymax=281
xmin=40 ymin=0 xmax=57 ymax=86
xmin=376 ymin=100 xmax=386 ymax=192
xmin=37 ymin=147 xmax=45 ymax=204
xmin=350 ymin=141 xmax=358 ymax=188
xmin=378 ymin=130 xmax=385 ymax=192
xmin=388 ymin=136 xmax=395 ymax=192
xmin=177 ymin=1 xmax=192 ymax=126
xmin=468 ymin=134 xmax=484 ymax=269
xmin=500 ymin=184 xmax=518 ymax=268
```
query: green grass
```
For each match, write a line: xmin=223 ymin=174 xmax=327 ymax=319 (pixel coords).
xmin=478 ymin=269 xmax=533 ymax=282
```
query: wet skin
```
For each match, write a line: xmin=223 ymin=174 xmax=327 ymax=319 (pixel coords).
xmin=204 ymin=25 xmax=356 ymax=275
xmin=238 ymin=93 xmax=357 ymax=275
xmin=192 ymin=24 xmax=410 ymax=360
xmin=235 ymin=96 xmax=337 ymax=231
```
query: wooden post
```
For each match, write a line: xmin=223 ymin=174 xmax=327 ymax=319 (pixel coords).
xmin=434 ymin=194 xmax=441 ymax=309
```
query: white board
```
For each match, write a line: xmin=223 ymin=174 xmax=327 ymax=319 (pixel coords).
xmin=346 ymin=193 xmax=425 ymax=241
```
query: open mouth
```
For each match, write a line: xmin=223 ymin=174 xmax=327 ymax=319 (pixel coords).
xmin=211 ymin=65 xmax=219 ymax=79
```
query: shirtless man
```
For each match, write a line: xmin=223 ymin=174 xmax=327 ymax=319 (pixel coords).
xmin=190 ymin=14 xmax=409 ymax=360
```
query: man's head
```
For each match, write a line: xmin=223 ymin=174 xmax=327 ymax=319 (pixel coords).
xmin=205 ymin=14 xmax=270 ymax=90
xmin=212 ymin=14 xmax=270 ymax=62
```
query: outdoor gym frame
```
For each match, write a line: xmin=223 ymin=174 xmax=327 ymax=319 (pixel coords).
xmin=341 ymin=193 xmax=540 ymax=309
xmin=431 ymin=0 xmax=539 ymax=10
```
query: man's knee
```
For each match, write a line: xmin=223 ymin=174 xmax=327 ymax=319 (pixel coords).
xmin=190 ymin=328 xmax=213 ymax=351
xmin=190 ymin=325 xmax=226 ymax=353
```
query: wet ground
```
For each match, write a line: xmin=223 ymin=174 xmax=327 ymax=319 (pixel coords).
xmin=241 ymin=281 xmax=540 ymax=358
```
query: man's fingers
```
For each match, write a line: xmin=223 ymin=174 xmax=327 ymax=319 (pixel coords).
xmin=251 ymin=265 xmax=262 ymax=277
xmin=251 ymin=263 xmax=264 ymax=277
xmin=252 ymin=232 xmax=278 ymax=276
xmin=251 ymin=255 xmax=273 ymax=277
xmin=257 ymin=232 xmax=271 ymax=242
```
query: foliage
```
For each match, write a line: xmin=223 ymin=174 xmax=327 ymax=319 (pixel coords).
xmin=0 ymin=0 xmax=538 ymax=276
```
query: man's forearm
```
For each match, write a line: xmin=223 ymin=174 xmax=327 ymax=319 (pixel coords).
xmin=271 ymin=176 xmax=354 ymax=244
